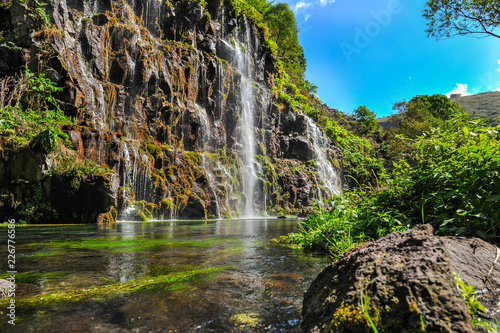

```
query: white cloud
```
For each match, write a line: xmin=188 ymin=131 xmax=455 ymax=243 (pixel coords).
xmin=319 ymin=0 xmax=336 ymax=6
xmin=293 ymin=1 xmax=313 ymax=13
xmin=446 ymin=83 xmax=474 ymax=97
xmin=497 ymin=59 xmax=500 ymax=73
xmin=496 ymin=88 xmax=500 ymax=92
xmin=304 ymin=14 xmax=312 ymax=21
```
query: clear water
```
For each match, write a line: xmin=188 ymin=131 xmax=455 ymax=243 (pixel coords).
xmin=0 ymin=219 xmax=329 ymax=332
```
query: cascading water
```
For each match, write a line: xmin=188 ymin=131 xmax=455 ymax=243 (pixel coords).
xmin=195 ymin=104 xmax=211 ymax=147
xmin=305 ymin=117 xmax=342 ymax=200
xmin=119 ymin=140 xmax=153 ymax=220
xmin=50 ymin=0 xmax=347 ymax=221
xmin=234 ymin=19 xmax=259 ymax=217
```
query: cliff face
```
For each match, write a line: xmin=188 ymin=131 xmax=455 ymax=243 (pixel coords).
xmin=0 ymin=0 xmax=341 ymax=222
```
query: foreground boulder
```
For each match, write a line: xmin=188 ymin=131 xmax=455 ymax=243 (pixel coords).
xmin=302 ymin=224 xmax=500 ymax=332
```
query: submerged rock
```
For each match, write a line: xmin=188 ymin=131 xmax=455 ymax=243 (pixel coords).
xmin=0 ymin=279 xmax=13 ymax=299
xmin=301 ymin=224 xmax=500 ymax=332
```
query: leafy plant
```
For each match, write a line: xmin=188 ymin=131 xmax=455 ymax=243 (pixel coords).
xmin=32 ymin=126 xmax=59 ymax=153
xmin=49 ymin=154 xmax=108 ymax=190
xmin=0 ymin=69 xmax=73 ymax=148
xmin=284 ymin=110 xmax=500 ymax=257
xmin=454 ymin=273 xmax=485 ymax=317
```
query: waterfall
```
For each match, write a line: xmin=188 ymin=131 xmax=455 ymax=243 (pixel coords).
xmin=119 ymin=140 xmax=153 ymax=220
xmin=195 ymin=103 xmax=210 ymax=147
xmin=234 ymin=19 xmax=259 ymax=217
xmin=200 ymin=155 xmax=221 ymax=218
xmin=305 ymin=117 xmax=342 ymax=201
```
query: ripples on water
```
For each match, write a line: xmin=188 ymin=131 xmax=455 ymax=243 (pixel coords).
xmin=0 ymin=219 xmax=329 ymax=332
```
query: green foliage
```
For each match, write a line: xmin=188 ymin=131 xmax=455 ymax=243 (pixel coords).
xmin=231 ymin=0 xmax=311 ymax=96
xmin=423 ymin=0 xmax=500 ymax=39
xmin=454 ymin=273 xmax=485 ymax=318
xmin=403 ymin=118 xmax=500 ymax=236
xmin=282 ymin=191 xmax=408 ymax=258
xmin=360 ymin=291 xmax=380 ymax=333
xmin=0 ymin=70 xmax=73 ymax=148
xmin=304 ymin=80 xmax=318 ymax=94
xmin=354 ymin=105 xmax=378 ymax=134
xmin=322 ymin=118 xmax=386 ymax=186
xmin=17 ymin=183 xmax=58 ymax=224
xmin=285 ymin=110 xmax=500 ymax=257
xmin=14 ymin=0 xmax=52 ymax=26
xmin=475 ymin=319 xmax=500 ymax=333
xmin=383 ymin=94 xmax=467 ymax=168
xmin=264 ymin=3 xmax=306 ymax=81
xmin=231 ymin=0 xmax=269 ymax=28
xmin=49 ymin=154 xmax=107 ymax=190
xmin=391 ymin=94 xmax=465 ymax=138
xmin=454 ymin=273 xmax=500 ymax=333
xmin=32 ymin=126 xmax=59 ymax=153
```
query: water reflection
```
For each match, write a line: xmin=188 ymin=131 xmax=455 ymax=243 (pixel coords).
xmin=2 ymin=219 xmax=329 ymax=332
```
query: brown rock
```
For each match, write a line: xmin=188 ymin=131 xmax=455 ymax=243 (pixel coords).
xmin=301 ymin=224 xmax=479 ymax=333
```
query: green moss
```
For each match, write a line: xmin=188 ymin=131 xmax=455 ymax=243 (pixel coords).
xmin=166 ymin=165 xmax=177 ymax=175
xmin=146 ymin=203 xmax=156 ymax=214
xmin=145 ymin=142 xmax=162 ymax=157
xmin=183 ymin=150 xmax=201 ymax=166
xmin=137 ymin=209 xmax=149 ymax=221
xmin=327 ymin=302 xmax=371 ymax=332
xmin=160 ymin=198 xmax=173 ymax=210
xmin=0 ymin=266 xmax=231 ymax=308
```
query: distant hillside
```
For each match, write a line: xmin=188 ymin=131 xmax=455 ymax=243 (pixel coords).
xmin=450 ymin=92 xmax=500 ymax=126
xmin=377 ymin=115 xmax=397 ymax=129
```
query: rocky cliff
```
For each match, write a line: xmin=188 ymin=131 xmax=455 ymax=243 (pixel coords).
xmin=0 ymin=0 xmax=341 ymax=222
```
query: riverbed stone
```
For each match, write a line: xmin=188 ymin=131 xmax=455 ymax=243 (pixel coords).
xmin=0 ymin=279 xmax=13 ymax=299
xmin=301 ymin=224 xmax=491 ymax=333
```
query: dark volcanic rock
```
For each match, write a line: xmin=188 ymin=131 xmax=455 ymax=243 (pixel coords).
xmin=0 ymin=0 xmax=341 ymax=222
xmin=301 ymin=225 xmax=487 ymax=333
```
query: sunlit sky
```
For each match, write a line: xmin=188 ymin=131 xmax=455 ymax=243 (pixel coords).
xmin=279 ymin=0 xmax=500 ymax=117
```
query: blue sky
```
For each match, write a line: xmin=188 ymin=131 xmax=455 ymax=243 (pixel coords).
xmin=279 ymin=0 xmax=500 ymax=117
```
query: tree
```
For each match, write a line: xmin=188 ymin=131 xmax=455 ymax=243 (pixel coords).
xmin=304 ymin=80 xmax=318 ymax=94
xmin=353 ymin=105 xmax=378 ymax=134
xmin=383 ymin=94 xmax=467 ymax=168
xmin=423 ymin=0 xmax=500 ymax=39
xmin=264 ymin=3 xmax=306 ymax=79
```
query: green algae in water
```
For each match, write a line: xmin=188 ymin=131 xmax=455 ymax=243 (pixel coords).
xmin=0 ymin=266 xmax=232 ymax=309
xmin=27 ymin=250 xmax=67 ymax=257
xmin=0 ymin=271 xmax=69 ymax=283
xmin=26 ymin=236 xmax=242 ymax=253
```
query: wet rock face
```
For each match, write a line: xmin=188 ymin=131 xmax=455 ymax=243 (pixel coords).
xmin=301 ymin=225 xmax=499 ymax=333
xmin=0 ymin=147 xmax=117 ymax=224
xmin=1 ymin=0 xmax=342 ymax=222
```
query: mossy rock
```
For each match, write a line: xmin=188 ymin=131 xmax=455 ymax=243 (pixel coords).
xmin=137 ymin=209 xmax=149 ymax=222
